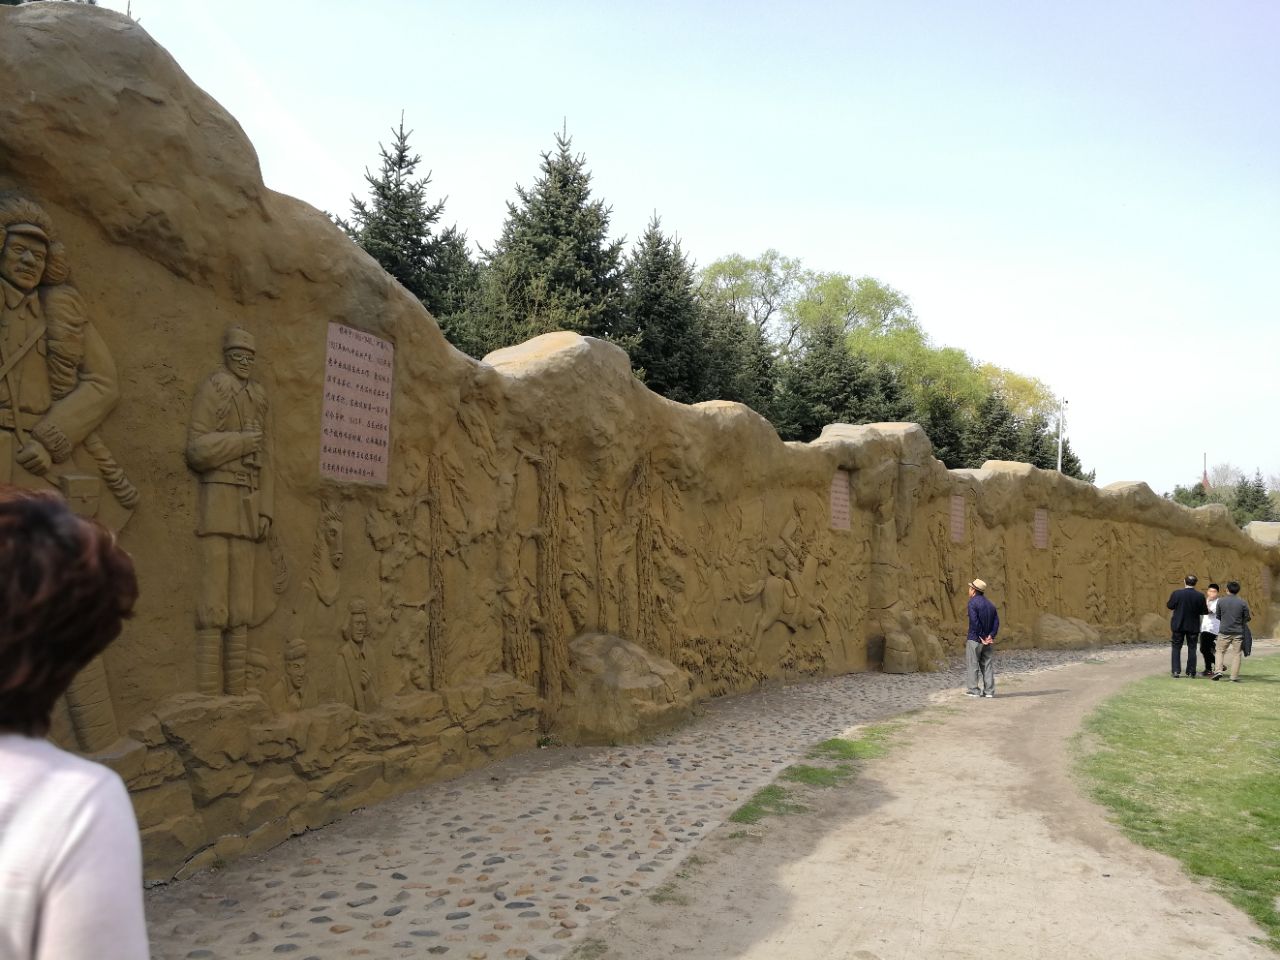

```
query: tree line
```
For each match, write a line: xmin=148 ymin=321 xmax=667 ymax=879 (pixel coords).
xmin=1167 ymin=466 xmax=1280 ymax=526
xmin=335 ymin=120 xmax=1091 ymax=479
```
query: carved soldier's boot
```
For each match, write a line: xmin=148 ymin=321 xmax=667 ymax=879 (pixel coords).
xmin=195 ymin=628 xmax=223 ymax=696
xmin=224 ymin=626 xmax=249 ymax=696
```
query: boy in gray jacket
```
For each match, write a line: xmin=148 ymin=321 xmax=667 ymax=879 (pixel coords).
xmin=1212 ymin=580 xmax=1251 ymax=682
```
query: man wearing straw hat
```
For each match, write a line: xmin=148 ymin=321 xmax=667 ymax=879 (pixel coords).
xmin=965 ymin=577 xmax=1000 ymax=698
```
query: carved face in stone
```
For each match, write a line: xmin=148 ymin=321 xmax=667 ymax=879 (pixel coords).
xmin=224 ymin=347 xmax=256 ymax=382
xmin=350 ymin=609 xmax=369 ymax=645
xmin=0 ymin=228 xmax=48 ymax=292
xmin=286 ymin=655 xmax=306 ymax=689
xmin=246 ymin=657 xmax=268 ymax=692
xmin=324 ymin=514 xmax=344 ymax=568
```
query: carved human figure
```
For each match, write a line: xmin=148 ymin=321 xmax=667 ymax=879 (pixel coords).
xmin=186 ymin=326 xmax=274 ymax=697
xmin=336 ymin=599 xmax=379 ymax=711
xmin=306 ymin=498 xmax=344 ymax=607
xmin=264 ymin=637 xmax=317 ymax=712
xmin=0 ymin=194 xmax=134 ymax=514
xmin=245 ymin=649 xmax=270 ymax=699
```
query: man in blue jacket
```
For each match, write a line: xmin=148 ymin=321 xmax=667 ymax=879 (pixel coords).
xmin=1166 ymin=574 xmax=1209 ymax=678
xmin=965 ymin=578 xmax=1000 ymax=698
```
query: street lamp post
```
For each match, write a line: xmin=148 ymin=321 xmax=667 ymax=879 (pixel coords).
xmin=1056 ymin=398 xmax=1068 ymax=473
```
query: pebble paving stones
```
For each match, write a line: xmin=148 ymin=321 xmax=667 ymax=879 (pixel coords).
xmin=146 ymin=646 xmax=1148 ymax=960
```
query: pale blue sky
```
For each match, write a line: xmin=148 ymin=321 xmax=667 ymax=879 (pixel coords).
xmin=95 ymin=0 xmax=1279 ymax=493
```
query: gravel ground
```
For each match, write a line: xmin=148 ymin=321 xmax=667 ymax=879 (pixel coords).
xmin=146 ymin=644 xmax=1163 ymax=960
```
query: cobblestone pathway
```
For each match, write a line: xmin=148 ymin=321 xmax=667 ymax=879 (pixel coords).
xmin=146 ymin=645 xmax=1155 ymax=960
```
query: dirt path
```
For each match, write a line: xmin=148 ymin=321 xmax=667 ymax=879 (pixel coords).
xmin=584 ymin=654 xmax=1273 ymax=960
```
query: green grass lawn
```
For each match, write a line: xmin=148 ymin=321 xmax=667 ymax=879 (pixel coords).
xmin=1077 ymin=652 xmax=1280 ymax=950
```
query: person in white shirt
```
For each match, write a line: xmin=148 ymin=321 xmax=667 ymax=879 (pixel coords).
xmin=0 ymin=484 xmax=149 ymax=960
xmin=1198 ymin=582 xmax=1221 ymax=679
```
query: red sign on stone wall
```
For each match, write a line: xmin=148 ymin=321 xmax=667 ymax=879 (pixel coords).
xmin=829 ymin=469 xmax=852 ymax=531
xmin=949 ymin=495 xmax=966 ymax=543
xmin=1033 ymin=508 xmax=1050 ymax=549
xmin=319 ymin=323 xmax=393 ymax=487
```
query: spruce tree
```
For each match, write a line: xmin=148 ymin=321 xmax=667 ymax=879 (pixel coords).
xmin=482 ymin=130 xmax=624 ymax=344
xmin=772 ymin=323 xmax=888 ymax=441
xmin=918 ymin=389 xmax=967 ymax=468
xmin=337 ymin=117 xmax=474 ymax=320
xmin=1231 ymin=470 xmax=1277 ymax=525
xmin=963 ymin=392 xmax=1021 ymax=466
xmin=868 ymin=362 xmax=916 ymax=423
xmin=618 ymin=217 xmax=703 ymax=404
xmin=1016 ymin=413 xmax=1059 ymax=470
xmin=695 ymin=300 xmax=778 ymax=415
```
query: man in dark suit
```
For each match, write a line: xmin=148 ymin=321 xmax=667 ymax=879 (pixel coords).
xmin=1167 ymin=574 xmax=1209 ymax=678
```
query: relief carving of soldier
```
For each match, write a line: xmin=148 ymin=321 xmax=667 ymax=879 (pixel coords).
xmin=0 ymin=194 xmax=136 ymax=525
xmin=336 ymin=598 xmax=378 ymax=711
xmin=186 ymin=326 xmax=274 ymax=697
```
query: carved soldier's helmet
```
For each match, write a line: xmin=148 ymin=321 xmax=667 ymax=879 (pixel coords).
xmin=222 ymin=326 xmax=256 ymax=354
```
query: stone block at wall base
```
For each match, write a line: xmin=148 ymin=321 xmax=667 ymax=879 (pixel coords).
xmin=1033 ymin=613 xmax=1102 ymax=650
xmin=551 ymin=634 xmax=695 ymax=745
xmin=1138 ymin=613 xmax=1169 ymax=641
xmin=134 ymin=675 xmax=543 ymax=882
xmin=881 ymin=631 xmax=918 ymax=674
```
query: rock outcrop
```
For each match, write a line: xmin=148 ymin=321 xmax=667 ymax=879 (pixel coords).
xmin=551 ymin=634 xmax=695 ymax=744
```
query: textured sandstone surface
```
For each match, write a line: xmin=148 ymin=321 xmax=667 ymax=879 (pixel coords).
xmin=1 ymin=5 xmax=1277 ymax=881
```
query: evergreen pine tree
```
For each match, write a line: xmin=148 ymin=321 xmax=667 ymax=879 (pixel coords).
xmin=618 ymin=217 xmax=703 ymax=404
xmin=867 ymin=362 xmax=916 ymax=423
xmin=1058 ymin=437 xmax=1093 ymax=482
xmin=917 ymin=389 xmax=967 ymax=468
xmin=963 ymin=392 xmax=1021 ymax=466
xmin=1016 ymin=413 xmax=1059 ymax=470
xmin=337 ymin=117 xmax=474 ymax=320
xmin=481 ymin=130 xmax=624 ymax=344
xmin=1231 ymin=470 xmax=1277 ymax=525
xmin=772 ymin=323 xmax=888 ymax=441
xmin=695 ymin=290 xmax=778 ymax=418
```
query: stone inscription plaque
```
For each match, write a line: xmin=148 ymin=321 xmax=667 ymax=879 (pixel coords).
xmin=1033 ymin=508 xmax=1050 ymax=550
xmin=949 ymin=495 xmax=966 ymax=544
xmin=829 ymin=469 xmax=851 ymax=531
xmin=319 ymin=323 xmax=393 ymax=486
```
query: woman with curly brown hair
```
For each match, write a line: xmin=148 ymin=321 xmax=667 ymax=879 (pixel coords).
xmin=0 ymin=485 xmax=148 ymax=959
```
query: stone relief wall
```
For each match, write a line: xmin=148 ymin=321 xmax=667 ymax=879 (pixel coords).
xmin=3 ymin=6 xmax=1278 ymax=882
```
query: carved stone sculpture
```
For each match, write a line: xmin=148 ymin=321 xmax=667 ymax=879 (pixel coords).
xmin=306 ymin=497 xmax=344 ymax=607
xmin=186 ymin=326 xmax=274 ymax=696
xmin=336 ymin=598 xmax=378 ymax=711
xmin=263 ymin=637 xmax=317 ymax=712
xmin=1 ymin=194 xmax=135 ymax=754
xmin=0 ymin=194 xmax=135 ymax=520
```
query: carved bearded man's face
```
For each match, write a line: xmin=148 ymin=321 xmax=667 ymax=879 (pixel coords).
xmin=0 ymin=228 xmax=48 ymax=292
xmin=286 ymin=657 xmax=305 ymax=689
